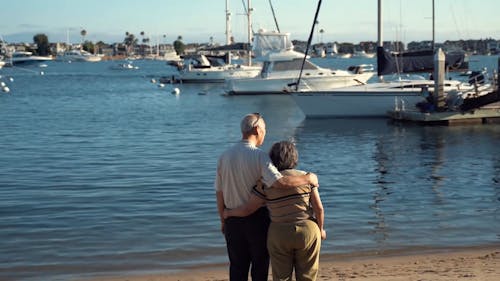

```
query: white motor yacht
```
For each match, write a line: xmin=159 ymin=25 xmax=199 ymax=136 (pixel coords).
xmin=56 ymin=49 xmax=102 ymax=62
xmin=225 ymin=50 xmax=374 ymax=95
xmin=7 ymin=51 xmax=53 ymax=66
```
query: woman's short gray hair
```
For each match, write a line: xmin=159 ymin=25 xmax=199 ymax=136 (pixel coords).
xmin=240 ymin=113 xmax=263 ymax=134
xmin=269 ymin=141 xmax=298 ymax=171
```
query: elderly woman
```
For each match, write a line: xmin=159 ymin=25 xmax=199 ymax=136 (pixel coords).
xmin=224 ymin=141 xmax=326 ymax=281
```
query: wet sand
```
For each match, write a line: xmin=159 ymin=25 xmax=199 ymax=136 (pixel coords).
xmin=79 ymin=246 xmax=500 ymax=281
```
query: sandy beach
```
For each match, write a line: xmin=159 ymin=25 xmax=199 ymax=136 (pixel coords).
xmin=79 ymin=246 xmax=499 ymax=281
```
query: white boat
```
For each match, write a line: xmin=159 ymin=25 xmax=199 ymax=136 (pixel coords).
xmin=225 ymin=50 xmax=374 ymax=95
xmin=291 ymin=77 xmax=483 ymax=118
xmin=290 ymin=0 xmax=475 ymax=118
xmin=353 ymin=50 xmax=376 ymax=58
xmin=7 ymin=51 xmax=53 ymax=66
xmin=0 ymin=60 xmax=5 ymax=69
xmin=110 ymin=61 xmax=139 ymax=70
xmin=174 ymin=27 xmax=298 ymax=83
xmin=172 ymin=0 xmax=263 ymax=83
xmin=174 ymin=53 xmax=261 ymax=83
xmin=56 ymin=49 xmax=102 ymax=62
xmin=162 ymin=50 xmax=182 ymax=62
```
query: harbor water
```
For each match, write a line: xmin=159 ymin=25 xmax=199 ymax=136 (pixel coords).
xmin=0 ymin=57 xmax=499 ymax=280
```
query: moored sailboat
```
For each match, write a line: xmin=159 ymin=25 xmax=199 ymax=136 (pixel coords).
xmin=290 ymin=0 xmax=481 ymax=118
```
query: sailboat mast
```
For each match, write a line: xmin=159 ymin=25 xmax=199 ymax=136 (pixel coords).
xmin=432 ymin=0 xmax=435 ymax=51
xmin=225 ymin=0 xmax=232 ymax=45
xmin=377 ymin=0 xmax=382 ymax=47
xmin=247 ymin=0 xmax=252 ymax=66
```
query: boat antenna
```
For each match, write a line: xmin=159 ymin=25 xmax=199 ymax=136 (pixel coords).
xmin=268 ymin=0 xmax=280 ymax=32
xmin=295 ymin=0 xmax=322 ymax=91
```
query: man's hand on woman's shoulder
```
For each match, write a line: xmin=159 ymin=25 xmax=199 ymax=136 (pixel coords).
xmin=307 ymin=172 xmax=319 ymax=188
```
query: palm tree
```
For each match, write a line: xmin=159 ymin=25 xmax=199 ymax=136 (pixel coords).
xmin=173 ymin=35 xmax=185 ymax=55
xmin=80 ymin=29 xmax=87 ymax=45
xmin=124 ymin=32 xmax=137 ymax=56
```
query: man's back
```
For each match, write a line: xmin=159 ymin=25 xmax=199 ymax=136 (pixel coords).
xmin=216 ymin=140 xmax=280 ymax=209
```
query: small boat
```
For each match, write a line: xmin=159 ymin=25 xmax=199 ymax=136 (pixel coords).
xmin=110 ymin=62 xmax=139 ymax=70
xmin=174 ymin=53 xmax=261 ymax=83
xmin=353 ymin=50 xmax=376 ymax=59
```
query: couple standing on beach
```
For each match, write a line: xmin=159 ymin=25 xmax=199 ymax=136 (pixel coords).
xmin=215 ymin=113 xmax=327 ymax=281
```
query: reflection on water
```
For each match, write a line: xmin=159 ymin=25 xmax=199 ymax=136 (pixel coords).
xmin=292 ymin=119 xmax=500 ymax=254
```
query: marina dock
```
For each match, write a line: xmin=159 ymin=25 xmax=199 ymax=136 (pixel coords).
xmin=388 ymin=50 xmax=500 ymax=125
xmin=389 ymin=102 xmax=500 ymax=125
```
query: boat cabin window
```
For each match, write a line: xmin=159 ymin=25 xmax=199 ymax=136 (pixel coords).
xmin=272 ymin=59 xmax=317 ymax=71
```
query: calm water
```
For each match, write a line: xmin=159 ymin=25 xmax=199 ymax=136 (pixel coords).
xmin=0 ymin=57 xmax=499 ymax=281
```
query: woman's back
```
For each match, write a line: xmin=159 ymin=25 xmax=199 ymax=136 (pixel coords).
xmin=257 ymin=169 xmax=315 ymax=223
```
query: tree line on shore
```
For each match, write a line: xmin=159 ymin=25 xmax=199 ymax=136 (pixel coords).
xmin=3 ymin=31 xmax=499 ymax=57
xmin=1 ymin=31 xmax=187 ymax=57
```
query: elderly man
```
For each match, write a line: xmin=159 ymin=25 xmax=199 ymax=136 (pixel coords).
xmin=215 ymin=113 xmax=318 ymax=281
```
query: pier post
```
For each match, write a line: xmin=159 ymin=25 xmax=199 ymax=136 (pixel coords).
xmin=433 ymin=48 xmax=446 ymax=109
xmin=497 ymin=57 xmax=500 ymax=86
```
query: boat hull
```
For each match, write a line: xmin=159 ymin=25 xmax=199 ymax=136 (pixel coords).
xmin=291 ymin=87 xmax=426 ymax=118
xmin=9 ymin=56 xmax=53 ymax=66
xmin=176 ymin=65 xmax=261 ymax=83
xmin=227 ymin=72 xmax=374 ymax=95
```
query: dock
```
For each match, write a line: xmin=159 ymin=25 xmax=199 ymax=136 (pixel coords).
xmin=388 ymin=49 xmax=500 ymax=126
xmin=389 ymin=102 xmax=500 ymax=125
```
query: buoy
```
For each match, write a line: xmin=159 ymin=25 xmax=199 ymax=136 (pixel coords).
xmin=0 ymin=82 xmax=5 ymax=87
xmin=158 ymin=83 xmax=165 ymax=88
xmin=151 ymin=78 xmax=157 ymax=84
xmin=9 ymin=77 xmax=14 ymax=82
xmin=171 ymin=87 xmax=180 ymax=95
xmin=40 ymin=71 xmax=45 ymax=75
xmin=2 ymin=86 xmax=10 ymax=93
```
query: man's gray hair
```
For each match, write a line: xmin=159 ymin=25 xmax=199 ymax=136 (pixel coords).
xmin=240 ymin=113 xmax=263 ymax=134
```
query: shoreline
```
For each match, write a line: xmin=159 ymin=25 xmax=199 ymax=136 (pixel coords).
xmin=77 ymin=245 xmax=500 ymax=281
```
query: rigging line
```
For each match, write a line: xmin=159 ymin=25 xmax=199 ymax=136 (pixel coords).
xmin=295 ymin=0 xmax=322 ymax=91
xmin=268 ymin=0 xmax=280 ymax=32
xmin=449 ymin=3 xmax=463 ymax=40
xmin=241 ymin=0 xmax=247 ymax=14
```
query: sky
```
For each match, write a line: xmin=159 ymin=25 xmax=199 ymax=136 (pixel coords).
xmin=1 ymin=0 xmax=499 ymax=45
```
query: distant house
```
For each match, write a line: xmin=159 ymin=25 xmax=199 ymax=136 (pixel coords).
xmin=486 ymin=41 xmax=499 ymax=54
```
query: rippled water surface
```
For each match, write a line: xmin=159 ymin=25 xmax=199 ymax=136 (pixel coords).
xmin=0 ymin=57 xmax=499 ymax=280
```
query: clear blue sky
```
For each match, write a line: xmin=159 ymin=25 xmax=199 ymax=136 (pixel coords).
xmin=1 ymin=0 xmax=499 ymax=45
